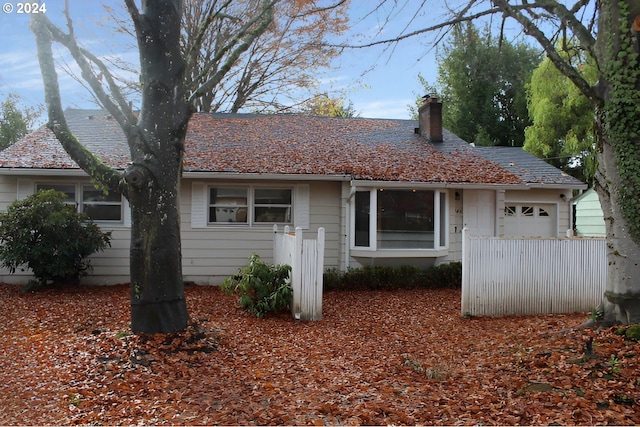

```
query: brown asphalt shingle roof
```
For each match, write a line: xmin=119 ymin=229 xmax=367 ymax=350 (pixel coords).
xmin=0 ymin=109 xmax=584 ymax=187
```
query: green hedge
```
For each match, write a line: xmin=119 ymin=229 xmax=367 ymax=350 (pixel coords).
xmin=323 ymin=262 xmax=462 ymax=291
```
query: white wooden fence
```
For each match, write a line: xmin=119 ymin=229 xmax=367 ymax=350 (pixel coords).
xmin=461 ymin=228 xmax=607 ymax=317
xmin=273 ymin=225 xmax=324 ymax=321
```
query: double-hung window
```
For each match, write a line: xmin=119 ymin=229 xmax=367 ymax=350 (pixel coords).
xmin=208 ymin=186 xmax=293 ymax=225
xmin=36 ymin=183 xmax=124 ymax=223
xmin=209 ymin=188 xmax=248 ymax=223
xmin=254 ymin=189 xmax=292 ymax=223
xmin=353 ymin=188 xmax=448 ymax=250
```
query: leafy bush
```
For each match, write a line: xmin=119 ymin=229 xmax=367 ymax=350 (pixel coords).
xmin=0 ymin=189 xmax=112 ymax=287
xmin=221 ymin=254 xmax=292 ymax=318
xmin=323 ymin=262 xmax=462 ymax=291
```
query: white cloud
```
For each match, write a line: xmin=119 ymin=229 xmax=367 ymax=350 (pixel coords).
xmin=356 ymin=98 xmax=414 ymax=120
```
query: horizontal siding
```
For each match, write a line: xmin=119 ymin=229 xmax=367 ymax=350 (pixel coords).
xmin=575 ymin=190 xmax=605 ymax=236
xmin=180 ymin=178 xmax=340 ymax=285
xmin=308 ymin=182 xmax=340 ymax=269
xmin=0 ymin=175 xmax=132 ymax=285
xmin=0 ymin=175 xmax=342 ymax=285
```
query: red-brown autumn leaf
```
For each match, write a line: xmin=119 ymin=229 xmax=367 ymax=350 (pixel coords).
xmin=0 ymin=284 xmax=637 ymax=426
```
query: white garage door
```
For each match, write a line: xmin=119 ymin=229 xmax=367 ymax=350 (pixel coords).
xmin=504 ymin=204 xmax=556 ymax=237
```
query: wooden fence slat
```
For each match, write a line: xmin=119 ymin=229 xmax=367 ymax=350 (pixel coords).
xmin=461 ymin=228 xmax=606 ymax=317
xmin=273 ymin=226 xmax=324 ymax=321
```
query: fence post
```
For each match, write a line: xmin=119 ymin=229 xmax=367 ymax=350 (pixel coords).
xmin=313 ymin=227 xmax=325 ymax=320
xmin=291 ymin=227 xmax=304 ymax=319
xmin=273 ymin=224 xmax=278 ymax=265
xmin=461 ymin=227 xmax=470 ymax=317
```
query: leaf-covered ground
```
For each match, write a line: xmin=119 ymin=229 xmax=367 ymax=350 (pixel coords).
xmin=0 ymin=284 xmax=638 ymax=426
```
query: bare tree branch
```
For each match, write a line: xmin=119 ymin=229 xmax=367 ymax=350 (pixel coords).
xmin=294 ymin=0 xmax=348 ymax=18
xmin=188 ymin=0 xmax=276 ymax=103
xmin=492 ymin=0 xmax=601 ymax=107
xmin=40 ymin=13 xmax=136 ymax=132
xmin=536 ymin=0 xmax=596 ymax=57
xmin=29 ymin=13 xmax=123 ymax=193
xmin=328 ymin=4 xmax=507 ymax=49
xmin=123 ymin=0 xmax=142 ymax=39
xmin=184 ymin=0 xmax=233 ymax=77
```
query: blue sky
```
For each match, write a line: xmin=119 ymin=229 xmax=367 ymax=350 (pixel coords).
xmin=0 ymin=1 xmax=450 ymax=121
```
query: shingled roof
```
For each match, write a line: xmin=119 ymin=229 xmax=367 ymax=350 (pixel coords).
xmin=474 ymin=146 xmax=585 ymax=187
xmin=0 ymin=109 xmax=583 ymax=188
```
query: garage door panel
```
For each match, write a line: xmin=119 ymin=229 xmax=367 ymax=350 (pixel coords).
xmin=504 ymin=204 xmax=556 ymax=237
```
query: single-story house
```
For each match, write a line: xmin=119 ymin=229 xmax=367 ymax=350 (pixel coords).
xmin=0 ymin=98 xmax=586 ymax=284
xmin=573 ymin=187 xmax=606 ymax=236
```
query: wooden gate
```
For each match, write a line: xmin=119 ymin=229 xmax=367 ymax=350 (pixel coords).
xmin=273 ymin=225 xmax=324 ymax=320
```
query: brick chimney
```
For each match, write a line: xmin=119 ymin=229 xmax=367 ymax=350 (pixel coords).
xmin=417 ymin=95 xmax=443 ymax=142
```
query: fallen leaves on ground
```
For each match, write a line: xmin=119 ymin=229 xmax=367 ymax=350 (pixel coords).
xmin=0 ymin=284 xmax=638 ymax=426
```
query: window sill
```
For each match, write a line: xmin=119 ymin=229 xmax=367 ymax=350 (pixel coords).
xmin=95 ymin=221 xmax=128 ymax=228
xmin=204 ymin=223 xmax=294 ymax=229
xmin=350 ymin=248 xmax=449 ymax=258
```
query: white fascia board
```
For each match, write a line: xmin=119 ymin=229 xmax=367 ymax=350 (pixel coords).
xmin=349 ymin=180 xmax=530 ymax=190
xmin=525 ymin=182 xmax=588 ymax=190
xmin=182 ymin=171 xmax=351 ymax=181
xmin=0 ymin=168 xmax=90 ymax=177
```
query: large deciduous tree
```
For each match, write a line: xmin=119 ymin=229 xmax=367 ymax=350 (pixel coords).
xmin=491 ymin=0 xmax=640 ymax=325
xmin=103 ymin=0 xmax=349 ymax=113
xmin=29 ymin=0 xmax=287 ymax=334
xmin=183 ymin=0 xmax=349 ymax=113
xmin=351 ymin=0 xmax=640 ymax=324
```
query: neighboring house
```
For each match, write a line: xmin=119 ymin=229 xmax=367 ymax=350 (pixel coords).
xmin=573 ymin=187 xmax=606 ymax=236
xmin=0 ymin=97 xmax=586 ymax=285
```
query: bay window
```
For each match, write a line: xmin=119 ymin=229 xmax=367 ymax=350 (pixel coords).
xmin=353 ymin=188 xmax=448 ymax=250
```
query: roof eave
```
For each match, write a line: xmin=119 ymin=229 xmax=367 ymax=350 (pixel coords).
xmin=0 ymin=167 xmax=89 ymax=176
xmin=350 ymin=180 xmax=530 ymax=190
xmin=182 ymin=171 xmax=352 ymax=181
xmin=0 ymin=168 xmax=588 ymax=191
xmin=523 ymin=182 xmax=588 ymax=190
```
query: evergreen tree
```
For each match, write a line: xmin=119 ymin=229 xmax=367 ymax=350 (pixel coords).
xmin=415 ymin=23 xmax=540 ymax=147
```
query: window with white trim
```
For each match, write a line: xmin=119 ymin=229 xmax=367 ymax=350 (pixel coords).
xmin=208 ymin=186 xmax=293 ymax=225
xmin=209 ymin=187 xmax=248 ymax=223
xmin=36 ymin=183 xmax=124 ymax=222
xmin=254 ymin=188 xmax=292 ymax=223
xmin=353 ymin=188 xmax=448 ymax=250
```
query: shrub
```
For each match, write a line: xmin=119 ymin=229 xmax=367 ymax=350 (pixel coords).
xmin=323 ymin=262 xmax=462 ymax=291
xmin=0 ymin=189 xmax=112 ymax=287
xmin=221 ymin=254 xmax=292 ymax=318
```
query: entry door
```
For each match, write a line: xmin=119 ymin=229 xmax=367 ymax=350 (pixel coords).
xmin=463 ymin=190 xmax=495 ymax=236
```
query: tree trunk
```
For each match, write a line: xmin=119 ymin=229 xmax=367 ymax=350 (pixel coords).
xmin=596 ymin=124 xmax=640 ymax=324
xmin=126 ymin=161 xmax=188 ymax=334
xmin=125 ymin=0 xmax=191 ymax=333
xmin=594 ymin=0 xmax=640 ymax=324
